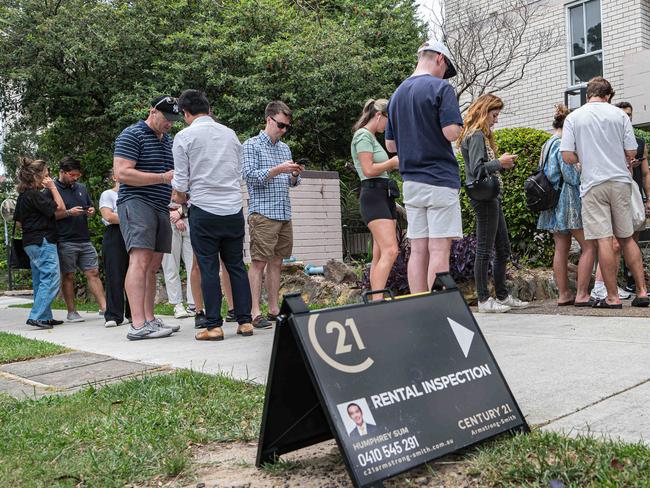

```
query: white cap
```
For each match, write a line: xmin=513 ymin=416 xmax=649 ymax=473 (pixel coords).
xmin=417 ymin=40 xmax=457 ymax=79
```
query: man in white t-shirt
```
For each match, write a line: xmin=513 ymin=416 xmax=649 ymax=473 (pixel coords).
xmin=561 ymin=76 xmax=649 ymax=308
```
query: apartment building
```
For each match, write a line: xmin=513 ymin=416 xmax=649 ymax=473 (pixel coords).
xmin=445 ymin=0 xmax=650 ymax=130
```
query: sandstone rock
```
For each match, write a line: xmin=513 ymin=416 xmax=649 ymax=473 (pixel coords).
xmin=323 ymin=259 xmax=357 ymax=284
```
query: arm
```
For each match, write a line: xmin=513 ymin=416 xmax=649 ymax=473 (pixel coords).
xmin=43 ymin=178 xmax=66 ymax=212
xmin=242 ymin=141 xmax=300 ymax=187
xmin=113 ymin=156 xmax=173 ymax=187
xmin=562 ymin=151 xmax=579 ymax=165
xmin=385 ymin=139 xmax=397 ymax=153
xmin=442 ymin=124 xmax=462 ymax=142
xmin=559 ymin=118 xmax=578 ymax=165
xmin=641 ymin=145 xmax=650 ymax=209
xmin=465 ymin=132 xmax=503 ymax=176
xmin=171 ymin=135 xmax=189 ymax=194
xmin=358 ymin=153 xmax=399 ymax=178
xmin=99 ymin=207 xmax=120 ymax=225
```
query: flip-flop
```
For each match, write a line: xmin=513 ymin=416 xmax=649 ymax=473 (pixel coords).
xmin=592 ymin=298 xmax=622 ymax=309
xmin=632 ymin=296 xmax=650 ymax=308
xmin=558 ymin=299 xmax=575 ymax=306
xmin=574 ymin=298 xmax=596 ymax=307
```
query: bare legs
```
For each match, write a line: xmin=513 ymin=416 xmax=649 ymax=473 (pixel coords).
xmin=407 ymin=237 xmax=452 ymax=294
xmin=367 ymin=219 xmax=399 ymax=300
xmin=124 ymin=248 xmax=163 ymax=327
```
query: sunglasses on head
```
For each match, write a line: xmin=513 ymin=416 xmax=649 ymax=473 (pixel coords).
xmin=154 ymin=96 xmax=176 ymax=110
xmin=270 ymin=116 xmax=291 ymax=130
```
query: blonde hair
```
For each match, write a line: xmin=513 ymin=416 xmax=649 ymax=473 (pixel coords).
xmin=16 ymin=157 xmax=48 ymax=193
xmin=457 ymin=94 xmax=504 ymax=154
xmin=352 ymin=98 xmax=388 ymax=133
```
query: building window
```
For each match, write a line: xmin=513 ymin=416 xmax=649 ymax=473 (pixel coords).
xmin=567 ymin=0 xmax=602 ymax=87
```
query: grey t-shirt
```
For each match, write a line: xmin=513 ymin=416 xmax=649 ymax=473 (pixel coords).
xmin=560 ymin=102 xmax=637 ymax=197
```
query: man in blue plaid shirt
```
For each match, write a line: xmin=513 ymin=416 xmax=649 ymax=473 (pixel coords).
xmin=243 ymin=101 xmax=304 ymax=329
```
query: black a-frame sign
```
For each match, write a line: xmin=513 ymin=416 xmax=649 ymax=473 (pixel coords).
xmin=257 ymin=278 xmax=528 ymax=488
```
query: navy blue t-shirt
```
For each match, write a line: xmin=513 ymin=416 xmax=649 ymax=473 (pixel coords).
xmin=43 ymin=179 xmax=93 ymax=242
xmin=113 ymin=120 xmax=173 ymax=213
xmin=385 ymin=74 xmax=463 ymax=189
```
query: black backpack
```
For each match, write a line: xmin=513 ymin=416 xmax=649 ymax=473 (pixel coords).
xmin=524 ymin=137 xmax=563 ymax=212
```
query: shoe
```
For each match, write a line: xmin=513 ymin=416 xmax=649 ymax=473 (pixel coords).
xmin=624 ymin=283 xmax=637 ymax=294
xmin=104 ymin=320 xmax=119 ymax=328
xmin=66 ymin=311 xmax=84 ymax=322
xmin=237 ymin=323 xmax=254 ymax=336
xmin=186 ymin=306 xmax=196 ymax=317
xmin=126 ymin=321 xmax=173 ymax=340
xmin=478 ymin=297 xmax=511 ymax=313
xmin=225 ymin=309 xmax=236 ymax=322
xmin=496 ymin=295 xmax=529 ymax=309
xmin=195 ymin=327 xmax=224 ymax=341
xmin=267 ymin=313 xmax=279 ymax=323
xmin=252 ymin=314 xmax=273 ymax=329
xmin=173 ymin=303 xmax=190 ymax=319
xmin=47 ymin=319 xmax=64 ymax=326
xmin=152 ymin=317 xmax=180 ymax=333
xmin=125 ymin=317 xmax=132 ymax=324
xmin=618 ymin=287 xmax=632 ymax=300
xmin=194 ymin=311 xmax=208 ymax=329
xmin=26 ymin=319 xmax=53 ymax=329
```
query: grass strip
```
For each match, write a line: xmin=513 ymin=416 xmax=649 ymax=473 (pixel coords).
xmin=0 ymin=331 xmax=69 ymax=364
xmin=0 ymin=370 xmax=263 ymax=487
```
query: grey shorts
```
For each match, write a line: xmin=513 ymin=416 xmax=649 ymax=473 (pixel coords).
xmin=58 ymin=241 xmax=99 ymax=274
xmin=117 ymin=199 xmax=172 ymax=253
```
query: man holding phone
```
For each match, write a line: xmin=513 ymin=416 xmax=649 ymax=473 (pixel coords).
xmin=45 ymin=156 xmax=107 ymax=322
xmin=243 ymin=101 xmax=303 ymax=329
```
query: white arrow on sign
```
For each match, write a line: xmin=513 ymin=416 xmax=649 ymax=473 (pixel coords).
xmin=447 ymin=318 xmax=474 ymax=358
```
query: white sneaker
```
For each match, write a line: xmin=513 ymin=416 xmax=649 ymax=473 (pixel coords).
xmin=173 ymin=303 xmax=190 ymax=319
xmin=153 ymin=317 xmax=180 ymax=333
xmin=66 ymin=311 xmax=85 ymax=322
xmin=590 ymin=282 xmax=606 ymax=300
xmin=186 ymin=306 xmax=197 ymax=317
xmin=104 ymin=320 xmax=118 ymax=328
xmin=478 ymin=297 xmax=511 ymax=313
xmin=618 ymin=287 xmax=632 ymax=300
xmin=496 ymin=295 xmax=530 ymax=309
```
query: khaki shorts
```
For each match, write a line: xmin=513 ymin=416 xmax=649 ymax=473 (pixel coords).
xmin=581 ymin=181 xmax=633 ymax=240
xmin=248 ymin=213 xmax=293 ymax=261
xmin=403 ymin=181 xmax=463 ymax=239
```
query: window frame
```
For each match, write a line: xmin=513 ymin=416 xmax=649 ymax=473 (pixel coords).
xmin=565 ymin=0 xmax=604 ymax=89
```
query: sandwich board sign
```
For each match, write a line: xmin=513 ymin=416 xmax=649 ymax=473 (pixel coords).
xmin=257 ymin=276 xmax=528 ymax=487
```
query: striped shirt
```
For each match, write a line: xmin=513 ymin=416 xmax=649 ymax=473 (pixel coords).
xmin=242 ymin=131 xmax=300 ymax=221
xmin=114 ymin=120 xmax=173 ymax=212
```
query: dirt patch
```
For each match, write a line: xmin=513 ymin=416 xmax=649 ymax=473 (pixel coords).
xmin=155 ymin=441 xmax=480 ymax=488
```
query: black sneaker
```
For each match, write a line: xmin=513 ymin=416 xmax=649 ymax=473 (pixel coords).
xmin=225 ymin=309 xmax=236 ymax=322
xmin=194 ymin=311 xmax=208 ymax=329
xmin=47 ymin=319 xmax=64 ymax=326
xmin=624 ymin=283 xmax=636 ymax=294
xmin=26 ymin=319 xmax=53 ymax=329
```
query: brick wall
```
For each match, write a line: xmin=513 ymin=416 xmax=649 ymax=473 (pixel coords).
xmin=445 ymin=0 xmax=650 ymax=130
xmin=241 ymin=170 xmax=343 ymax=265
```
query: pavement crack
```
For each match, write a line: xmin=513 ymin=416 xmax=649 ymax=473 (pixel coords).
xmin=536 ymin=377 xmax=650 ymax=428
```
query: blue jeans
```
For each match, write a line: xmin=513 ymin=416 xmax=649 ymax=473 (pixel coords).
xmin=24 ymin=238 xmax=61 ymax=321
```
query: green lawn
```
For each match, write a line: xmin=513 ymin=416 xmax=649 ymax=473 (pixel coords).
xmin=0 ymin=332 xmax=69 ymax=364
xmin=0 ymin=370 xmax=263 ymax=487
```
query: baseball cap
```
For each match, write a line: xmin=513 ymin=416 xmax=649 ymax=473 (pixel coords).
xmin=151 ymin=95 xmax=183 ymax=121
xmin=417 ymin=40 xmax=457 ymax=79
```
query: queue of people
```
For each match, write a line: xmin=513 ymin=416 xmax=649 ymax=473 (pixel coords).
xmin=14 ymin=38 xmax=650 ymax=337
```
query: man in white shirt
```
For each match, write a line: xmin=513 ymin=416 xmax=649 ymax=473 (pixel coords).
xmin=561 ymin=77 xmax=649 ymax=308
xmin=171 ymin=89 xmax=253 ymax=340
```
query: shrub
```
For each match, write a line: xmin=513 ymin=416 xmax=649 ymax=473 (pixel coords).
xmin=458 ymin=127 xmax=553 ymax=267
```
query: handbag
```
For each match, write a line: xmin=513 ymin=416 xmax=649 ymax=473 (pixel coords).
xmin=465 ymin=165 xmax=500 ymax=202
xmin=631 ymin=182 xmax=646 ymax=232
xmin=524 ymin=137 xmax=562 ymax=212
xmin=8 ymin=221 xmax=31 ymax=270
xmin=387 ymin=179 xmax=400 ymax=199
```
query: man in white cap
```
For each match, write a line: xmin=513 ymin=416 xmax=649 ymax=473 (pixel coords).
xmin=385 ymin=40 xmax=463 ymax=293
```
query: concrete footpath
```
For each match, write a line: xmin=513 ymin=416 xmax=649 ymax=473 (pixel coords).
xmin=1 ymin=302 xmax=649 ymax=445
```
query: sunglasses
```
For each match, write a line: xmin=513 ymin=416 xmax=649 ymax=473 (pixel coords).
xmin=270 ymin=116 xmax=291 ymax=130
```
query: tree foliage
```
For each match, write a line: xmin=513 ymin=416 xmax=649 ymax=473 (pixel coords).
xmin=0 ymin=0 xmax=425 ymax=177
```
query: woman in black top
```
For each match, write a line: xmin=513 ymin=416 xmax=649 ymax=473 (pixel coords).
xmin=14 ymin=158 xmax=66 ymax=328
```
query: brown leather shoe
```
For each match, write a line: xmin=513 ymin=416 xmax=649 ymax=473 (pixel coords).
xmin=195 ymin=327 xmax=224 ymax=341
xmin=237 ymin=323 xmax=254 ymax=336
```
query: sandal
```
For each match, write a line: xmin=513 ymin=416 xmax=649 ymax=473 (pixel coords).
xmin=632 ymin=296 xmax=650 ymax=308
xmin=592 ymin=298 xmax=622 ymax=309
xmin=574 ymin=298 xmax=596 ymax=307
xmin=558 ymin=299 xmax=575 ymax=306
